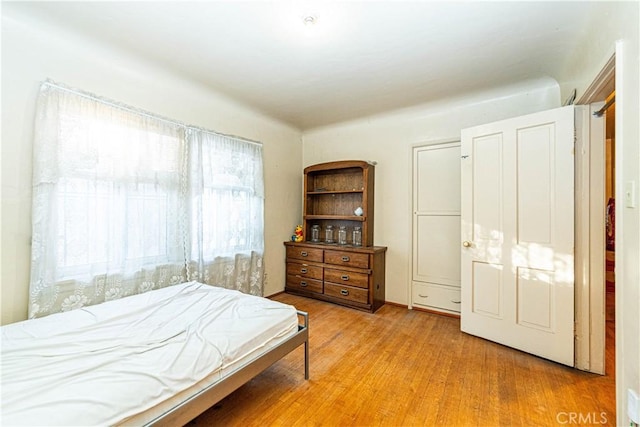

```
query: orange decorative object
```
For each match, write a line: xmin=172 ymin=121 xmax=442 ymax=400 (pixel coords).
xmin=292 ymin=225 xmax=304 ymax=242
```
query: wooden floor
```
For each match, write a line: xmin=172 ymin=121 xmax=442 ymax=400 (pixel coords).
xmin=191 ymin=293 xmax=616 ymax=427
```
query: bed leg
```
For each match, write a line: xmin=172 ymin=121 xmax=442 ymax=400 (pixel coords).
xmin=297 ymin=310 xmax=310 ymax=380
xmin=304 ymin=339 xmax=309 ymax=380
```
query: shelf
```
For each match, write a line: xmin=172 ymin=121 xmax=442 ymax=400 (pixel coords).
xmin=303 ymin=160 xmax=374 ymax=247
xmin=307 ymin=190 xmax=364 ymax=195
xmin=292 ymin=161 xmax=384 ymax=311
xmin=304 ymin=215 xmax=366 ymax=221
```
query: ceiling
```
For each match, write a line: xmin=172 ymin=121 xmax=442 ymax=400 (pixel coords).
xmin=4 ymin=1 xmax=601 ymax=130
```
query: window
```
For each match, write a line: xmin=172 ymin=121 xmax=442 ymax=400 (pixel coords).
xmin=30 ymin=81 xmax=264 ymax=318
xmin=54 ymin=113 xmax=185 ymax=278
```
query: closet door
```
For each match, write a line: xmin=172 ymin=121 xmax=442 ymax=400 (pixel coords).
xmin=411 ymin=142 xmax=461 ymax=314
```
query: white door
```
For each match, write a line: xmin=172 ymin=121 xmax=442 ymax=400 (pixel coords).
xmin=411 ymin=142 xmax=461 ymax=314
xmin=460 ymin=106 xmax=575 ymax=366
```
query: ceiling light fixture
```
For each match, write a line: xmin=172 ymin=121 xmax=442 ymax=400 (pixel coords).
xmin=303 ymin=15 xmax=317 ymax=26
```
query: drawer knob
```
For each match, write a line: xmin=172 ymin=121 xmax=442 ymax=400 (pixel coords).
xmin=301 ymin=268 xmax=308 ymax=273
xmin=341 ymin=275 xmax=349 ymax=281
xmin=418 ymin=294 xmax=428 ymax=298
xmin=301 ymin=251 xmax=308 ymax=257
xmin=341 ymin=256 xmax=350 ymax=262
xmin=300 ymin=281 xmax=308 ymax=287
xmin=451 ymin=300 xmax=461 ymax=304
xmin=340 ymin=289 xmax=349 ymax=296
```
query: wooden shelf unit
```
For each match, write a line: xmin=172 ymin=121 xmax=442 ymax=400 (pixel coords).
xmin=303 ymin=160 xmax=375 ymax=247
xmin=286 ymin=160 xmax=386 ymax=312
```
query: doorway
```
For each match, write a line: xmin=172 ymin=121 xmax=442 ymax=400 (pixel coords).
xmin=604 ymin=91 xmax=616 ymax=377
xmin=573 ymin=53 xmax=616 ymax=378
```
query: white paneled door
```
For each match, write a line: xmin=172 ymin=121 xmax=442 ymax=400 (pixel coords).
xmin=460 ymin=106 xmax=575 ymax=366
xmin=412 ymin=142 xmax=461 ymax=314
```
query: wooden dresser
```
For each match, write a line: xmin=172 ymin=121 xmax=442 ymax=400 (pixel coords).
xmin=285 ymin=242 xmax=386 ymax=313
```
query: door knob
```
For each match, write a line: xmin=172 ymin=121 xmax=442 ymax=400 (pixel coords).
xmin=462 ymin=241 xmax=472 ymax=247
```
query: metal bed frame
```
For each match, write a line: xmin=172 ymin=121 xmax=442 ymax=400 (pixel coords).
xmin=137 ymin=310 xmax=309 ymax=426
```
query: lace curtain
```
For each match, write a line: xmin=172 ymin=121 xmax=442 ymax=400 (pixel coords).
xmin=29 ymin=81 xmax=264 ymax=318
xmin=187 ymin=130 xmax=265 ymax=295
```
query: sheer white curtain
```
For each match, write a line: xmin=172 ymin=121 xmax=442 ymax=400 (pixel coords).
xmin=187 ymin=130 xmax=265 ymax=295
xmin=29 ymin=82 xmax=264 ymax=318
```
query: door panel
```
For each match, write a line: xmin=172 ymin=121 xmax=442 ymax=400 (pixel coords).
xmin=517 ymin=124 xmax=554 ymax=244
xmin=472 ymin=262 xmax=502 ymax=318
xmin=517 ymin=267 xmax=554 ymax=330
xmin=461 ymin=106 xmax=574 ymax=366
xmin=415 ymin=144 xmax=461 ymax=213
xmin=472 ymin=134 xmax=503 ymax=243
xmin=415 ymin=215 xmax=460 ymax=286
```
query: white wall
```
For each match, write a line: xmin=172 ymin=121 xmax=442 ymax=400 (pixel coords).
xmin=615 ymin=37 xmax=640 ymax=427
xmin=302 ymin=79 xmax=561 ymax=305
xmin=1 ymin=11 xmax=303 ymax=325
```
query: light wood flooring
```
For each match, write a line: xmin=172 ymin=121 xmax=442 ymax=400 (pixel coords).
xmin=192 ymin=293 xmax=616 ymax=426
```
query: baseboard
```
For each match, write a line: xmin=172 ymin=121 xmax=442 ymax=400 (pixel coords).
xmin=385 ymin=301 xmax=461 ymax=319
xmin=273 ymin=294 xmax=461 ymax=319
xmin=266 ymin=291 xmax=286 ymax=299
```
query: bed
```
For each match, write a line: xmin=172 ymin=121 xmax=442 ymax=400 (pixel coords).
xmin=1 ymin=281 xmax=309 ymax=426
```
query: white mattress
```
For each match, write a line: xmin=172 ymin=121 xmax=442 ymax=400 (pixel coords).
xmin=1 ymin=282 xmax=298 ymax=426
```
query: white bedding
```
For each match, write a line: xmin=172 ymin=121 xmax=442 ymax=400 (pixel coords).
xmin=1 ymin=281 xmax=298 ymax=426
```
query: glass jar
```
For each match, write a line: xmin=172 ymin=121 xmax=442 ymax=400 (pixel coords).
xmin=311 ymin=225 xmax=320 ymax=242
xmin=324 ymin=225 xmax=335 ymax=244
xmin=338 ymin=226 xmax=347 ymax=245
xmin=352 ymin=226 xmax=362 ymax=246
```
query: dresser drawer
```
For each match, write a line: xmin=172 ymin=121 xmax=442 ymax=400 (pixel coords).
xmin=286 ymin=262 xmax=323 ymax=280
xmin=324 ymin=268 xmax=369 ymax=289
xmin=286 ymin=246 xmax=323 ymax=263
xmin=287 ymin=275 xmax=323 ymax=293
xmin=412 ymin=282 xmax=461 ymax=313
xmin=325 ymin=250 xmax=369 ymax=269
xmin=324 ymin=283 xmax=368 ymax=304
